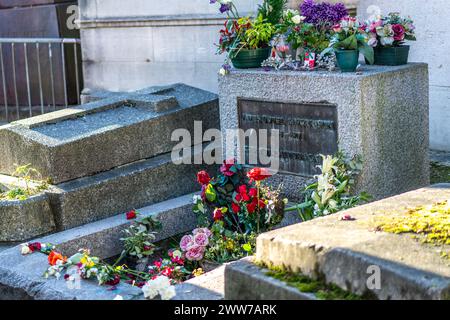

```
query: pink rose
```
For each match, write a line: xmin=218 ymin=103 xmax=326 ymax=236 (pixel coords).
xmin=369 ymin=20 xmax=382 ymax=33
xmin=185 ymin=245 xmax=205 ymax=261
xmin=193 ymin=228 xmax=212 ymax=238
xmin=194 ymin=232 xmax=209 ymax=247
xmin=392 ymin=24 xmax=405 ymax=41
xmin=180 ymin=235 xmax=194 ymax=252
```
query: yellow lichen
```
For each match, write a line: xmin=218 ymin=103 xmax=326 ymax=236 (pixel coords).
xmin=373 ymin=200 xmax=450 ymax=259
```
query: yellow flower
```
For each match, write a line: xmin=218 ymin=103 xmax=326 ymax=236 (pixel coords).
xmin=193 ymin=268 xmax=204 ymax=277
xmin=80 ymin=255 xmax=95 ymax=268
xmin=226 ymin=240 xmax=235 ymax=250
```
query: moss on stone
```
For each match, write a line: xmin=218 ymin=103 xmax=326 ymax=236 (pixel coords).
xmin=261 ymin=264 xmax=365 ymax=300
xmin=430 ymin=162 xmax=450 ymax=184
xmin=373 ymin=200 xmax=450 ymax=260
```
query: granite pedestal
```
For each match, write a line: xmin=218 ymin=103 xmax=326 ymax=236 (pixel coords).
xmin=218 ymin=64 xmax=430 ymax=200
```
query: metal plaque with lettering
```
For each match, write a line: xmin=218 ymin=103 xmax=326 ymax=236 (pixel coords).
xmin=238 ymin=98 xmax=338 ymax=176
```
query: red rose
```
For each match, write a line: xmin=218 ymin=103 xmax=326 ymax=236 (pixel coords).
xmin=196 ymin=171 xmax=211 ymax=185
xmin=247 ymin=167 xmax=271 ymax=182
xmin=248 ymin=188 xmax=257 ymax=198
xmin=126 ymin=210 xmax=137 ymax=220
xmin=392 ymin=24 xmax=405 ymax=41
xmin=232 ymin=203 xmax=240 ymax=214
xmin=235 ymin=193 xmax=242 ymax=202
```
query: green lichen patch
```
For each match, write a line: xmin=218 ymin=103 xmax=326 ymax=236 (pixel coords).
xmin=373 ymin=200 xmax=450 ymax=260
xmin=261 ymin=264 xmax=366 ymax=300
xmin=430 ymin=162 xmax=450 ymax=184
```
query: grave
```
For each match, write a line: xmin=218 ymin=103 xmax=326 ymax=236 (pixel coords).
xmin=225 ymin=184 xmax=450 ymax=300
xmin=0 ymin=83 xmax=220 ymax=241
xmin=218 ymin=64 xmax=430 ymax=201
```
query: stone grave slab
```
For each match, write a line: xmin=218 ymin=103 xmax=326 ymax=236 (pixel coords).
xmin=0 ymin=83 xmax=219 ymax=184
xmin=0 ymin=174 xmax=54 ymax=241
xmin=256 ymin=184 xmax=450 ymax=300
xmin=218 ymin=64 xmax=429 ymax=200
xmin=46 ymin=146 xmax=215 ymax=231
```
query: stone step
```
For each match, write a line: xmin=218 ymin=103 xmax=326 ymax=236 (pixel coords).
xmin=0 ymin=193 xmax=198 ymax=300
xmin=0 ymin=83 xmax=219 ymax=184
xmin=255 ymin=184 xmax=450 ymax=300
xmin=35 ymin=193 xmax=198 ymax=259
xmin=174 ymin=265 xmax=225 ymax=300
xmin=46 ymin=148 xmax=214 ymax=231
xmin=224 ymin=258 xmax=317 ymax=300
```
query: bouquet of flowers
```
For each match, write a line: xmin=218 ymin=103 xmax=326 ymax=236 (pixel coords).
xmin=366 ymin=12 xmax=416 ymax=47
xmin=194 ymin=161 xmax=285 ymax=234
xmin=323 ymin=16 xmax=374 ymax=64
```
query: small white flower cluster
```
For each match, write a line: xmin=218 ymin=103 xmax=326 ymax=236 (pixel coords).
xmin=44 ymin=260 xmax=65 ymax=280
xmin=283 ymin=9 xmax=306 ymax=25
xmin=142 ymin=276 xmax=176 ymax=300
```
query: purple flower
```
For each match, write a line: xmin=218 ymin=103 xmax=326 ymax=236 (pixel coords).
xmin=300 ymin=0 xmax=348 ymax=26
xmin=219 ymin=3 xmax=231 ymax=13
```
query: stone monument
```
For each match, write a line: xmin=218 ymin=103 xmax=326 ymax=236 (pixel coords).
xmin=218 ymin=64 xmax=430 ymax=200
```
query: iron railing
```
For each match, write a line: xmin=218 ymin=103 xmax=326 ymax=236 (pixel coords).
xmin=0 ymin=38 xmax=82 ymax=122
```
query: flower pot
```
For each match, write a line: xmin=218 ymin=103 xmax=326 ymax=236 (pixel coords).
xmin=231 ymin=47 xmax=271 ymax=69
xmin=335 ymin=49 xmax=359 ymax=72
xmin=374 ymin=45 xmax=410 ymax=66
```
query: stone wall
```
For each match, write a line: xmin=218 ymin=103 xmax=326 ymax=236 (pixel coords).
xmin=358 ymin=0 xmax=450 ymax=152
xmin=78 ymin=0 xmax=262 ymax=94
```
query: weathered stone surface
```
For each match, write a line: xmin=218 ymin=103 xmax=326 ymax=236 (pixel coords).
xmin=225 ymin=257 xmax=316 ymax=300
xmin=256 ymin=184 xmax=450 ymax=300
xmin=219 ymin=64 xmax=430 ymax=200
xmin=0 ymin=83 xmax=219 ymax=184
xmin=0 ymin=247 xmax=142 ymax=300
xmin=0 ymin=175 xmax=55 ymax=241
xmin=174 ymin=265 xmax=225 ymax=300
xmin=46 ymin=148 xmax=215 ymax=231
xmin=36 ymin=193 xmax=198 ymax=259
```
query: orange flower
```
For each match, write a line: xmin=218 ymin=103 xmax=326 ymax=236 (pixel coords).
xmin=247 ymin=167 xmax=271 ymax=182
xmin=48 ymin=251 xmax=67 ymax=266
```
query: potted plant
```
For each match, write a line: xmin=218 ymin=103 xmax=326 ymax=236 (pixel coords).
xmin=322 ymin=17 xmax=374 ymax=72
xmin=212 ymin=0 xmax=277 ymax=69
xmin=366 ymin=12 xmax=416 ymax=66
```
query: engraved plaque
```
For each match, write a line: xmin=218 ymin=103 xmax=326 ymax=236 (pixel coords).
xmin=238 ymin=98 xmax=338 ymax=176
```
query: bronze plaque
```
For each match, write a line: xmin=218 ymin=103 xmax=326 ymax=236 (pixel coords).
xmin=238 ymin=98 xmax=338 ymax=176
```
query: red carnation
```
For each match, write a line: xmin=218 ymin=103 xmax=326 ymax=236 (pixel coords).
xmin=238 ymin=185 xmax=247 ymax=195
xmin=247 ymin=167 xmax=271 ymax=182
xmin=196 ymin=171 xmax=211 ymax=185
xmin=232 ymin=203 xmax=240 ymax=214
xmin=126 ymin=210 xmax=137 ymax=220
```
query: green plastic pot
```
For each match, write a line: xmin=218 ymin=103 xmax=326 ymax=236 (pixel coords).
xmin=374 ymin=45 xmax=410 ymax=66
xmin=335 ymin=49 xmax=359 ymax=72
xmin=231 ymin=47 xmax=271 ymax=69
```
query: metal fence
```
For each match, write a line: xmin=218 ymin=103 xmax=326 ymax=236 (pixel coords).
xmin=0 ymin=38 xmax=82 ymax=122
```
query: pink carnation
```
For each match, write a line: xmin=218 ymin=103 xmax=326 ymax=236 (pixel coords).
xmin=185 ymin=245 xmax=205 ymax=261
xmin=193 ymin=232 xmax=209 ymax=247
xmin=180 ymin=235 xmax=194 ymax=252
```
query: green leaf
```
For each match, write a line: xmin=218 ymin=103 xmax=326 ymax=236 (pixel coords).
xmin=358 ymin=42 xmax=374 ymax=65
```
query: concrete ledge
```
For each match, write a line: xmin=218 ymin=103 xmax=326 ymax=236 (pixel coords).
xmin=225 ymin=258 xmax=316 ymax=300
xmin=256 ymin=184 xmax=450 ymax=300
